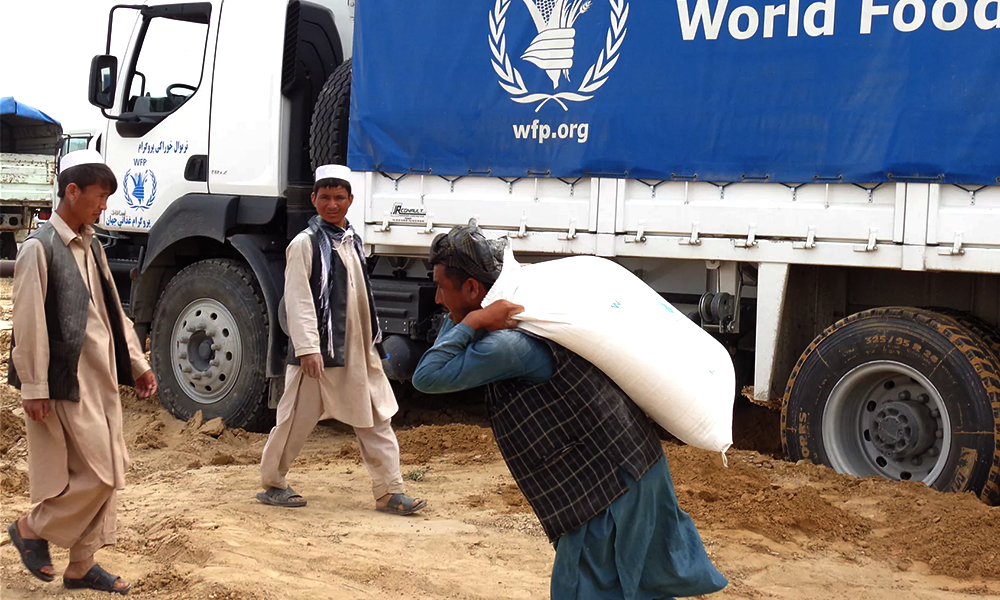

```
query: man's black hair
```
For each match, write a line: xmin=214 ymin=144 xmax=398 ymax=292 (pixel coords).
xmin=436 ymin=264 xmax=494 ymax=292
xmin=313 ymin=177 xmax=352 ymax=196
xmin=57 ymin=163 xmax=118 ymax=200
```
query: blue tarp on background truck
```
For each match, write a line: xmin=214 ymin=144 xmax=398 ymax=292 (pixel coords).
xmin=348 ymin=0 xmax=1000 ymax=184
xmin=1 ymin=97 xmax=62 ymax=154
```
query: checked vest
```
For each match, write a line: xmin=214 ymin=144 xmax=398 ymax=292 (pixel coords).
xmin=485 ymin=339 xmax=663 ymax=542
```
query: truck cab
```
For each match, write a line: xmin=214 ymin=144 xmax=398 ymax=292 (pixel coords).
xmin=87 ymin=0 xmax=357 ymax=431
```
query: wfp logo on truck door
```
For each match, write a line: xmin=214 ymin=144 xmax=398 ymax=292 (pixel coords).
xmin=490 ymin=0 xmax=629 ymax=112
xmin=122 ymin=168 xmax=157 ymax=210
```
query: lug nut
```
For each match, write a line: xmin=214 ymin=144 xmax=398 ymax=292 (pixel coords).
xmin=207 ymin=329 xmax=217 ymax=337
xmin=192 ymin=373 xmax=203 ymax=381
xmin=211 ymin=344 xmax=221 ymax=351
xmin=930 ymin=408 xmax=940 ymax=418
xmin=929 ymin=448 xmax=939 ymax=457
xmin=935 ymin=430 xmax=943 ymax=439
xmin=178 ymin=352 xmax=187 ymax=360
xmin=911 ymin=457 xmax=922 ymax=466
xmin=186 ymin=325 xmax=196 ymax=333
xmin=898 ymin=390 xmax=911 ymax=401
xmin=181 ymin=367 xmax=192 ymax=374
xmin=178 ymin=336 xmax=190 ymax=343
xmin=210 ymin=360 xmax=220 ymax=367
xmin=918 ymin=393 xmax=929 ymax=403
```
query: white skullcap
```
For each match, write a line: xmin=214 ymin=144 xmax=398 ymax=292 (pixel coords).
xmin=315 ymin=164 xmax=352 ymax=181
xmin=60 ymin=149 xmax=104 ymax=172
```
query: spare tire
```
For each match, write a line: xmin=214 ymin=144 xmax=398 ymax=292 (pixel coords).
xmin=310 ymin=58 xmax=352 ymax=170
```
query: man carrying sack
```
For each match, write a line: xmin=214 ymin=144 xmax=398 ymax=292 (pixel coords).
xmin=8 ymin=149 xmax=158 ymax=595
xmin=412 ymin=222 xmax=727 ymax=599
xmin=257 ymin=164 xmax=426 ymax=516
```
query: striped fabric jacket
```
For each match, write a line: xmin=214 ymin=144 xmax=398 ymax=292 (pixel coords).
xmin=486 ymin=338 xmax=663 ymax=542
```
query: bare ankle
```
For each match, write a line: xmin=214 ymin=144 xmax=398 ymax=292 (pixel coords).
xmin=17 ymin=516 xmax=37 ymax=540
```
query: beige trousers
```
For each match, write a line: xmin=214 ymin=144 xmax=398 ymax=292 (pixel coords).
xmin=260 ymin=376 xmax=406 ymax=499
xmin=26 ymin=429 xmax=117 ymax=562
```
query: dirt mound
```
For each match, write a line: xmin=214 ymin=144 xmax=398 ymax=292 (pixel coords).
xmin=669 ymin=445 xmax=872 ymax=544
xmin=396 ymin=423 xmax=499 ymax=464
xmin=664 ymin=442 xmax=1000 ymax=580
xmin=866 ymin=482 xmax=1000 ymax=579
xmin=0 ymin=329 xmax=10 ymax=361
xmin=1 ymin=405 xmax=28 ymax=496
xmin=1 ymin=406 xmax=24 ymax=454
xmin=124 ymin=404 xmax=268 ymax=477
xmin=1 ymin=461 xmax=27 ymax=495
xmin=132 ymin=567 xmax=190 ymax=596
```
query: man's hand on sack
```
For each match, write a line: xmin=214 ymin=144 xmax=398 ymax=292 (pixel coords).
xmin=301 ymin=353 xmax=325 ymax=379
xmin=462 ymin=300 xmax=524 ymax=332
xmin=22 ymin=398 xmax=50 ymax=422
xmin=135 ymin=370 xmax=158 ymax=398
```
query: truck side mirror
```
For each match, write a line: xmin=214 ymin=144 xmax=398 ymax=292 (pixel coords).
xmin=88 ymin=55 xmax=118 ymax=110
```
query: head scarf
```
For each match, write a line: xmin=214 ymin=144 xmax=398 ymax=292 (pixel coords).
xmin=429 ymin=221 xmax=505 ymax=285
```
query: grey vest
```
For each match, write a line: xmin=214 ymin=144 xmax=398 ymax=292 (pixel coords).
xmin=486 ymin=339 xmax=663 ymax=542
xmin=7 ymin=222 xmax=136 ymax=401
xmin=285 ymin=220 xmax=383 ymax=368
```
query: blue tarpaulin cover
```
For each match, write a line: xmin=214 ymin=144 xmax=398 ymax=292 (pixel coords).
xmin=348 ymin=1 xmax=1000 ymax=184
xmin=1 ymin=97 xmax=61 ymax=125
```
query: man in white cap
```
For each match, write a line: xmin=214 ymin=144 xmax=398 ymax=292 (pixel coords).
xmin=257 ymin=164 xmax=426 ymax=515
xmin=7 ymin=149 xmax=158 ymax=594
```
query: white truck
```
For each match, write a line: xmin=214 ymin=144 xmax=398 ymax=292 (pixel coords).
xmin=0 ymin=98 xmax=62 ymax=259
xmin=83 ymin=0 xmax=999 ymax=504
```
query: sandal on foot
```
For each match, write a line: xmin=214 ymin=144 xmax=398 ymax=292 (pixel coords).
xmin=7 ymin=521 xmax=55 ymax=582
xmin=376 ymin=493 xmax=427 ymax=516
xmin=63 ymin=564 xmax=130 ymax=595
xmin=256 ymin=486 xmax=307 ymax=508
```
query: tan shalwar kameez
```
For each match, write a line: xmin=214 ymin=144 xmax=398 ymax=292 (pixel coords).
xmin=12 ymin=213 xmax=149 ymax=562
xmin=260 ymin=230 xmax=405 ymax=499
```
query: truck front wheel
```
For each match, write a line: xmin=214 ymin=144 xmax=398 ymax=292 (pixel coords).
xmin=150 ymin=259 xmax=272 ymax=431
xmin=782 ymin=307 xmax=1000 ymax=504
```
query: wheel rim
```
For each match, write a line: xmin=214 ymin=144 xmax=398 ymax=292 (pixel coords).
xmin=822 ymin=361 xmax=952 ymax=485
xmin=169 ymin=298 xmax=242 ymax=404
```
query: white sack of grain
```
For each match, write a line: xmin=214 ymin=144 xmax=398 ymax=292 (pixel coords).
xmin=483 ymin=246 xmax=734 ymax=456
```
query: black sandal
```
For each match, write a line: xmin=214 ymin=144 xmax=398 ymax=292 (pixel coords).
xmin=255 ymin=486 xmax=307 ymax=508
xmin=63 ymin=564 xmax=131 ymax=595
xmin=7 ymin=521 xmax=55 ymax=582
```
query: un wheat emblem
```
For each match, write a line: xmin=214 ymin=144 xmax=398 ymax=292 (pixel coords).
xmin=490 ymin=0 xmax=629 ymax=111
xmin=123 ymin=169 xmax=158 ymax=210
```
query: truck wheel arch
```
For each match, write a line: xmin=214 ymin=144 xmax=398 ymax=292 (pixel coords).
xmin=133 ymin=194 xmax=287 ymax=379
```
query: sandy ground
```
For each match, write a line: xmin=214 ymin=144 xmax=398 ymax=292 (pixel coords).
xmin=2 ymin=279 xmax=1000 ymax=599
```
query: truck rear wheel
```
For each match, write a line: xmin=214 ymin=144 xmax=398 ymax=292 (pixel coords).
xmin=150 ymin=259 xmax=272 ymax=431
xmin=309 ymin=58 xmax=352 ymax=169
xmin=782 ymin=307 xmax=1000 ymax=504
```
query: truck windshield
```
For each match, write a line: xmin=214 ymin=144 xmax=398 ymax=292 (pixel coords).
xmin=125 ymin=15 xmax=209 ymax=116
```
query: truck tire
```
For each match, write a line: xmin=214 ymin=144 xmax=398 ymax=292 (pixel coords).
xmin=926 ymin=307 xmax=1000 ymax=362
xmin=150 ymin=259 xmax=272 ymax=431
xmin=309 ymin=58 xmax=352 ymax=169
xmin=782 ymin=307 xmax=1000 ymax=505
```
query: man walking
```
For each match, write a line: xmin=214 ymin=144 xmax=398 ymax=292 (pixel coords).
xmin=413 ymin=223 xmax=727 ymax=599
xmin=8 ymin=149 xmax=158 ymax=595
xmin=257 ymin=164 xmax=425 ymax=516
